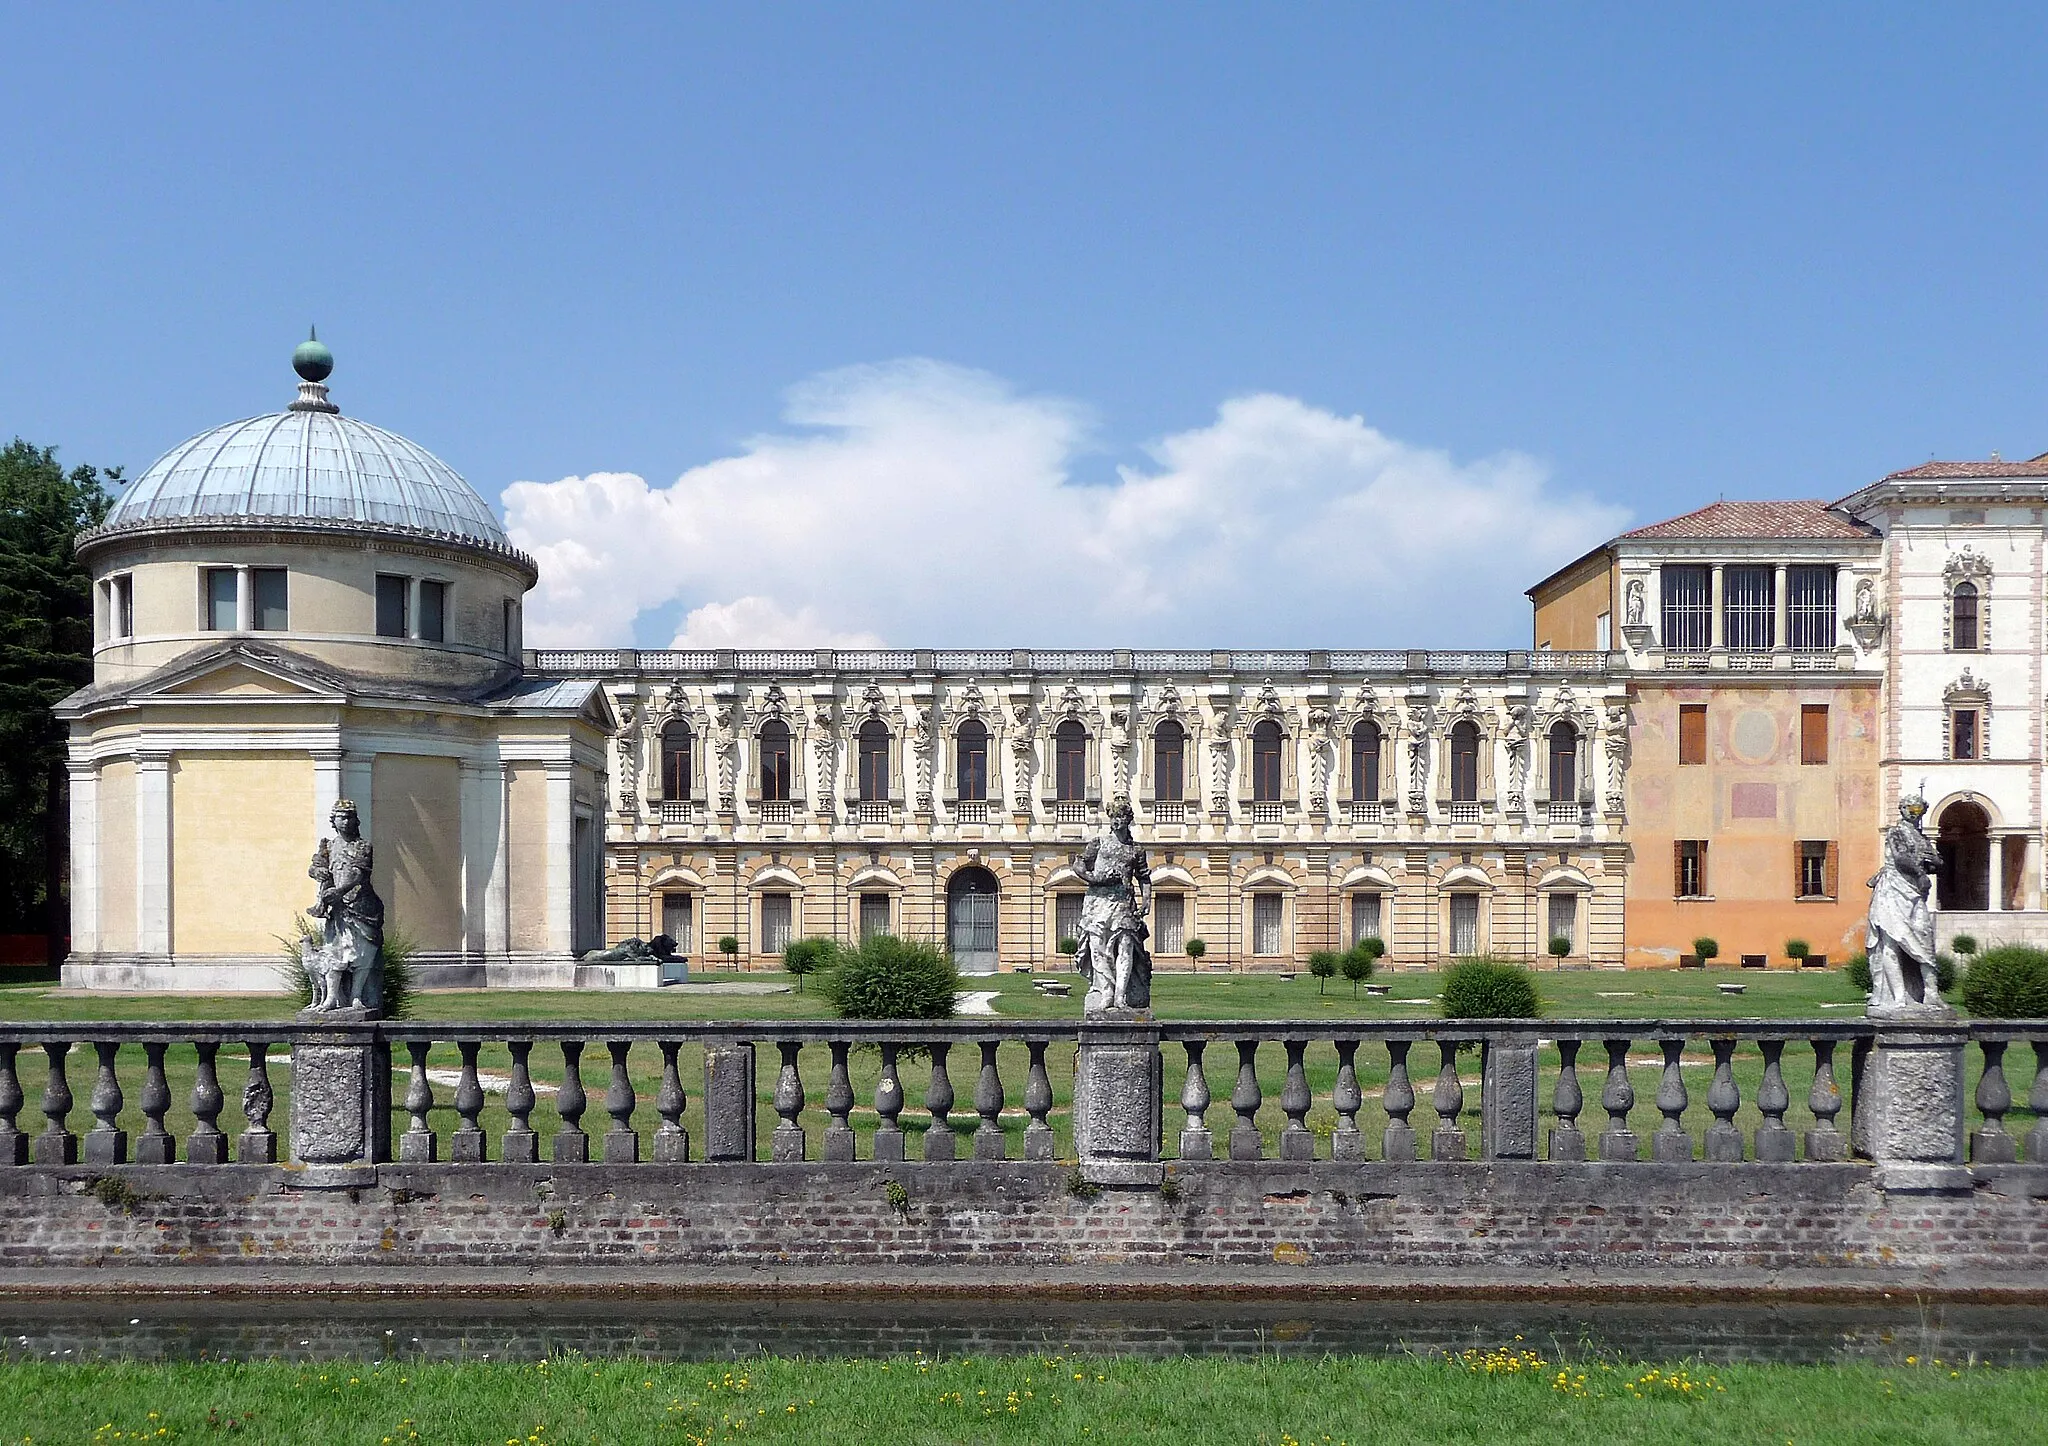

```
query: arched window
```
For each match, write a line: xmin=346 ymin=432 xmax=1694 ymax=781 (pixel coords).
xmin=1450 ymin=720 xmax=1480 ymax=803
xmin=1153 ymin=720 xmax=1185 ymax=802
xmin=857 ymin=719 xmax=890 ymax=802
xmin=660 ymin=720 xmax=693 ymax=801
xmin=1350 ymin=720 xmax=1381 ymax=802
xmin=1252 ymin=719 xmax=1283 ymax=802
xmin=955 ymin=719 xmax=989 ymax=802
xmin=1952 ymin=581 xmax=1981 ymax=651
xmin=1055 ymin=720 xmax=1088 ymax=802
xmin=1548 ymin=721 xmax=1577 ymax=800
xmin=758 ymin=719 xmax=792 ymax=802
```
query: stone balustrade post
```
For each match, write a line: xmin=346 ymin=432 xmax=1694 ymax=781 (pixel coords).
xmin=703 ymin=1041 xmax=757 ymax=1163
xmin=1863 ymin=1021 xmax=1969 ymax=1191
xmin=1480 ymin=1032 xmax=1538 ymax=1160
xmin=289 ymin=1021 xmax=389 ymax=1186
xmin=1073 ymin=1014 xmax=1162 ymax=1186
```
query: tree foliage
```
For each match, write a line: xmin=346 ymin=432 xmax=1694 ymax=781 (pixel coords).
xmin=0 ymin=441 xmax=116 ymax=941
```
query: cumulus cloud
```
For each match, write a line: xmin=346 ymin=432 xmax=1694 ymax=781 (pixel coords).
xmin=504 ymin=359 xmax=1629 ymax=648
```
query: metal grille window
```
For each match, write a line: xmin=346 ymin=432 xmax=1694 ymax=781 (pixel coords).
xmin=660 ymin=893 xmax=694 ymax=955
xmin=857 ymin=720 xmax=889 ymax=802
xmin=955 ymin=720 xmax=988 ymax=802
xmin=1661 ymin=565 xmax=1711 ymax=651
xmin=1449 ymin=721 xmax=1480 ymax=802
xmin=251 ymin=568 xmax=289 ymax=631
xmin=1154 ymin=894 xmax=1185 ymax=956
xmin=1350 ymin=721 xmax=1380 ymax=801
xmin=1252 ymin=720 xmax=1283 ymax=802
xmin=1788 ymin=566 xmax=1836 ymax=650
xmin=1054 ymin=893 xmax=1083 ymax=951
xmin=205 ymin=568 xmax=238 ymax=631
xmin=660 ymin=721 xmax=693 ymax=800
xmin=1546 ymin=892 xmax=1576 ymax=951
xmin=760 ymin=893 xmax=792 ymax=954
xmin=860 ymin=893 xmax=891 ymax=942
xmin=1351 ymin=892 xmax=1382 ymax=944
xmin=761 ymin=720 xmax=794 ymax=802
xmin=1725 ymin=566 xmax=1775 ymax=651
xmin=1252 ymin=893 xmax=1284 ymax=956
xmin=1055 ymin=721 xmax=1088 ymax=802
xmin=1449 ymin=894 xmax=1479 ymax=956
xmin=1153 ymin=721 xmax=1185 ymax=802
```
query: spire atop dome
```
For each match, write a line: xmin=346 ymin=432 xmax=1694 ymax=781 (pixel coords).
xmin=289 ymin=327 xmax=339 ymax=414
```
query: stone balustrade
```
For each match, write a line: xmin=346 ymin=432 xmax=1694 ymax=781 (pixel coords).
xmin=0 ymin=1019 xmax=2043 ymax=1187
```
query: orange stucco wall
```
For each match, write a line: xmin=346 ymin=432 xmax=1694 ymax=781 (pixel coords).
xmin=1625 ymin=679 xmax=1880 ymax=968
xmin=1530 ymin=554 xmax=1616 ymax=652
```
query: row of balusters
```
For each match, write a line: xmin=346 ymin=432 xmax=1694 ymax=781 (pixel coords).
xmin=3 ymin=1034 xmax=2044 ymax=1166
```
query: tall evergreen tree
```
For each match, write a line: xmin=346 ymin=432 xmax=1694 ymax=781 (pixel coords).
xmin=0 ymin=440 xmax=117 ymax=959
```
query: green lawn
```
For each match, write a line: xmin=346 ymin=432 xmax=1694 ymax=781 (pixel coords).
xmin=4 ymin=1353 xmax=2044 ymax=1445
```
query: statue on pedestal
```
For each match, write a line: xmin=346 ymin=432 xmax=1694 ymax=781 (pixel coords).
xmin=303 ymin=800 xmax=384 ymax=1015
xmin=1865 ymin=790 xmax=1950 ymax=1017
xmin=1071 ymin=798 xmax=1153 ymax=1013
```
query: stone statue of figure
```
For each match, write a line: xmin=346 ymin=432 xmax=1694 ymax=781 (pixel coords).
xmin=1071 ymin=798 xmax=1153 ymax=1013
xmin=304 ymin=800 xmax=384 ymax=1014
xmin=1624 ymin=577 xmax=1646 ymax=626
xmin=1854 ymin=577 xmax=1878 ymax=622
xmin=1865 ymin=792 xmax=1949 ymax=1016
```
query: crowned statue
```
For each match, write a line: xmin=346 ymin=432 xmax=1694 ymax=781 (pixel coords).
xmin=1864 ymin=788 xmax=1950 ymax=1017
xmin=1070 ymin=798 xmax=1153 ymax=1013
xmin=303 ymin=800 xmax=385 ymax=1015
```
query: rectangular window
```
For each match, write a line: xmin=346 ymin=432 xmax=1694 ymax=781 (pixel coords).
xmin=1724 ymin=565 xmax=1775 ymax=651
xmin=761 ymin=893 xmax=793 ymax=955
xmin=1155 ymin=731 xmax=1184 ymax=802
xmin=1660 ymin=565 xmax=1711 ymax=651
xmin=1678 ymin=705 xmax=1707 ymax=765
xmin=418 ymin=580 xmax=447 ymax=643
xmin=502 ymin=598 xmax=520 ymax=653
xmin=1055 ymin=893 xmax=1083 ymax=951
xmin=204 ymin=568 xmax=238 ymax=631
xmin=1350 ymin=892 xmax=1382 ymax=944
xmin=1595 ymin=611 xmax=1611 ymax=651
xmin=1449 ymin=894 xmax=1479 ymax=956
xmin=1788 ymin=565 xmax=1836 ymax=650
xmin=375 ymin=574 xmax=409 ymax=638
xmin=1800 ymin=705 xmax=1828 ymax=765
xmin=250 ymin=567 xmax=288 ymax=631
xmin=1952 ymin=708 xmax=1980 ymax=760
xmin=1675 ymin=840 xmax=1708 ymax=898
xmin=1798 ymin=840 xmax=1834 ymax=899
xmin=859 ymin=893 xmax=891 ymax=942
xmin=1252 ymin=893 xmax=1284 ymax=956
xmin=1154 ymin=894 xmax=1185 ymax=956
xmin=660 ymin=894 xmax=694 ymax=955
xmin=108 ymin=575 xmax=134 ymax=639
xmin=1546 ymin=892 xmax=1576 ymax=951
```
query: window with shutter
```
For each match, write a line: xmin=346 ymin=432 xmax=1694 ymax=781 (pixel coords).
xmin=1678 ymin=705 xmax=1706 ymax=765
xmin=1675 ymin=840 xmax=1707 ymax=898
xmin=1800 ymin=705 xmax=1828 ymax=765
xmin=1824 ymin=841 xmax=1839 ymax=900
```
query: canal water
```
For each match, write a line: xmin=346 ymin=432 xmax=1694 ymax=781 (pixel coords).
xmin=3 ymin=1295 xmax=2044 ymax=1366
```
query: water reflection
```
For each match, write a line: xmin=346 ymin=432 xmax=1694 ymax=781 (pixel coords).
xmin=3 ymin=1295 xmax=2044 ymax=1366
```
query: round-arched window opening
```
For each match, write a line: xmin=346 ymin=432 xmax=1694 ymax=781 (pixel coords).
xmin=758 ymin=719 xmax=792 ymax=802
xmin=1252 ymin=719 xmax=1283 ymax=802
xmin=947 ymin=865 xmax=1000 ymax=975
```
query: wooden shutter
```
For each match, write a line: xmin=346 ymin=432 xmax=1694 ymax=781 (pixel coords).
xmin=1824 ymin=841 xmax=1839 ymax=900
xmin=1679 ymin=705 xmax=1706 ymax=765
xmin=1673 ymin=841 xmax=1687 ymax=897
xmin=1697 ymin=840 xmax=1709 ymax=897
xmin=1801 ymin=705 xmax=1828 ymax=765
xmin=1795 ymin=841 xmax=1808 ymax=898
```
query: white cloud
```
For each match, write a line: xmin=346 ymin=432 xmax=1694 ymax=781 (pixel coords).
xmin=504 ymin=359 xmax=1629 ymax=648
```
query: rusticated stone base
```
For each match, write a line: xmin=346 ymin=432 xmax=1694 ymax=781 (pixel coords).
xmin=0 ymin=1162 xmax=2044 ymax=1292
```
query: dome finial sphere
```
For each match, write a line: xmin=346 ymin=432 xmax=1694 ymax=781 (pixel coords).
xmin=293 ymin=327 xmax=334 ymax=383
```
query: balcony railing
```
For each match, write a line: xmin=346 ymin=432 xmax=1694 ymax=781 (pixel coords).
xmin=1346 ymin=798 xmax=1388 ymax=825
xmin=1448 ymin=801 xmax=1482 ymax=824
xmin=1151 ymin=800 xmax=1187 ymax=824
xmin=535 ymin=649 xmax=1615 ymax=679
xmin=657 ymin=800 xmax=697 ymax=825
xmin=954 ymin=800 xmax=991 ymax=825
xmin=854 ymin=800 xmax=890 ymax=825
xmin=1546 ymin=799 xmax=1587 ymax=826
xmin=1053 ymin=800 xmax=1090 ymax=825
xmin=1249 ymin=801 xmax=1284 ymax=825
xmin=758 ymin=800 xmax=794 ymax=826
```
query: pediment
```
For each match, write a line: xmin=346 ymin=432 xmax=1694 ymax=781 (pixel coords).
xmin=158 ymin=661 xmax=335 ymax=698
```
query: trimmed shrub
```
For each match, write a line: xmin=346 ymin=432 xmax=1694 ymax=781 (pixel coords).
xmin=278 ymin=918 xmax=415 ymax=1019
xmin=716 ymin=936 xmax=740 ymax=968
xmin=1785 ymin=939 xmax=1810 ymax=963
xmin=1692 ymin=937 xmax=1720 ymax=965
xmin=1184 ymin=938 xmax=1206 ymax=962
xmin=1547 ymin=935 xmax=1572 ymax=962
xmin=1960 ymin=944 xmax=2048 ymax=1019
xmin=783 ymin=936 xmax=837 ymax=993
xmin=1056 ymin=936 xmax=1080 ymax=957
xmin=1307 ymin=949 xmax=1339 ymax=993
xmin=1845 ymin=952 xmax=1871 ymax=993
xmin=821 ymin=934 xmax=961 ymax=1022
xmin=1440 ymin=956 xmax=1542 ymax=1020
xmin=1340 ymin=943 xmax=1377 ymax=996
xmin=1951 ymin=934 xmax=1979 ymax=958
xmin=1935 ymin=952 xmax=1958 ymax=994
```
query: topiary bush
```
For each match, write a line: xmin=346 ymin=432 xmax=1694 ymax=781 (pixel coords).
xmin=717 ymin=935 xmax=740 ymax=969
xmin=1440 ymin=956 xmax=1542 ymax=1020
xmin=1934 ymin=952 xmax=1958 ymax=995
xmin=1057 ymin=936 xmax=1080 ymax=957
xmin=1692 ymin=937 xmax=1720 ymax=966
xmin=1547 ymin=935 xmax=1572 ymax=963
xmin=1960 ymin=944 xmax=2048 ymax=1018
xmin=821 ymin=934 xmax=961 ymax=1022
xmin=1951 ymin=934 xmax=1979 ymax=958
xmin=1341 ymin=941 xmax=1378 ymax=996
xmin=1845 ymin=952 xmax=1871 ymax=993
xmin=782 ymin=936 xmax=837 ymax=993
xmin=1785 ymin=939 xmax=1810 ymax=964
xmin=1307 ymin=949 xmax=1339 ymax=993
xmin=1184 ymin=937 xmax=1206 ymax=966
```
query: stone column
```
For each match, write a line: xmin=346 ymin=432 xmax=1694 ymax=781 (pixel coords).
xmin=703 ymin=1042 xmax=757 ymax=1162
xmin=1709 ymin=565 xmax=1726 ymax=650
xmin=1072 ymin=1012 xmax=1162 ymax=1186
xmin=133 ymin=748 xmax=173 ymax=958
xmin=289 ymin=1020 xmax=389 ymax=1188
xmin=1773 ymin=563 xmax=1789 ymax=653
xmin=1862 ymin=1020 xmax=1970 ymax=1192
xmin=235 ymin=565 xmax=254 ymax=632
xmin=1480 ymin=1033 xmax=1539 ymax=1160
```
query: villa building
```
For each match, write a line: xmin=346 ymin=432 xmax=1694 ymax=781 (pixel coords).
xmin=53 ymin=343 xmax=2048 ymax=987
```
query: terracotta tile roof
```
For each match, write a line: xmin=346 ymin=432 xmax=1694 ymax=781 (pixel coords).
xmin=1882 ymin=458 xmax=2048 ymax=480
xmin=1619 ymin=499 xmax=1873 ymax=541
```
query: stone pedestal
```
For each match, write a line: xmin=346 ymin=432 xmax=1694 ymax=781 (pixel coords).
xmin=1862 ymin=1016 xmax=1969 ymax=1192
xmin=703 ymin=1044 xmax=757 ymax=1163
xmin=289 ymin=1020 xmax=388 ymax=1188
xmin=1480 ymin=1038 xmax=1539 ymax=1161
xmin=1073 ymin=1012 xmax=1162 ymax=1186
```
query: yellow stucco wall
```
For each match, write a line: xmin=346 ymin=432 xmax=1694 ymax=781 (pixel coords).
xmin=1625 ymin=680 xmax=1880 ymax=967
xmin=169 ymin=752 xmax=314 ymax=955
xmin=96 ymin=760 xmax=136 ymax=953
xmin=370 ymin=754 xmax=464 ymax=952
xmin=506 ymin=763 xmax=551 ymax=952
xmin=1530 ymin=553 xmax=1616 ymax=652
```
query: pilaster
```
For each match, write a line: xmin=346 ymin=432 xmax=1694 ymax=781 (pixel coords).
xmin=133 ymin=749 xmax=172 ymax=957
xmin=67 ymin=758 xmax=98 ymax=955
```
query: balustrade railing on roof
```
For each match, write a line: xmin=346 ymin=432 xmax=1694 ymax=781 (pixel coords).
xmin=1132 ymin=651 xmax=1215 ymax=672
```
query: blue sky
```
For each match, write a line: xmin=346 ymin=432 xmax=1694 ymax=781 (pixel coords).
xmin=5 ymin=7 xmax=2046 ymax=647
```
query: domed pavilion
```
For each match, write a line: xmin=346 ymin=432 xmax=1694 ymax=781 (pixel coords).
xmin=58 ymin=339 xmax=620 ymax=990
